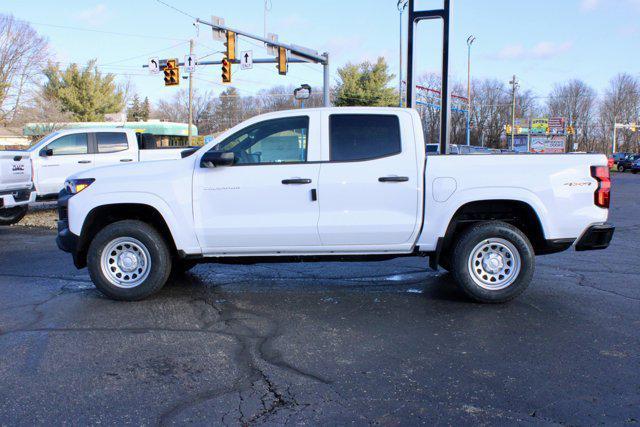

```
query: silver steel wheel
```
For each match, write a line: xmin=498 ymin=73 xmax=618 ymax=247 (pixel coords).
xmin=100 ymin=237 xmax=151 ymax=289
xmin=467 ymin=238 xmax=521 ymax=291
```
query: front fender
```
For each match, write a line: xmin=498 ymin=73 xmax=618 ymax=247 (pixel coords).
xmin=68 ymin=190 xmax=201 ymax=254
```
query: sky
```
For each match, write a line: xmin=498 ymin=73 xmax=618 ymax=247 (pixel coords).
xmin=2 ymin=0 xmax=639 ymax=104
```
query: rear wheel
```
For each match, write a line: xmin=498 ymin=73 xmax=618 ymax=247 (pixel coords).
xmin=0 ymin=205 xmax=28 ymax=226
xmin=87 ymin=220 xmax=172 ymax=301
xmin=451 ymin=221 xmax=534 ymax=303
xmin=618 ymin=165 xmax=625 ymax=172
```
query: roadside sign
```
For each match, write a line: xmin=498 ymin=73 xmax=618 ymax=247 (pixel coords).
xmin=148 ymin=57 xmax=160 ymax=74
xmin=531 ymin=118 xmax=549 ymax=134
xmin=240 ymin=50 xmax=253 ymax=70
xmin=294 ymin=84 xmax=312 ymax=100
xmin=266 ymin=33 xmax=279 ymax=56
xmin=211 ymin=16 xmax=226 ymax=41
xmin=548 ymin=117 xmax=566 ymax=135
xmin=184 ymin=54 xmax=196 ymax=73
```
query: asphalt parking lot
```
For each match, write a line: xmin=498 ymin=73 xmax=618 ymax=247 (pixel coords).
xmin=0 ymin=174 xmax=638 ymax=425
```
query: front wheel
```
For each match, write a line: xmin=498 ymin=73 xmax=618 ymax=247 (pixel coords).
xmin=451 ymin=221 xmax=535 ymax=303
xmin=87 ymin=220 xmax=172 ymax=301
xmin=0 ymin=205 xmax=28 ymax=226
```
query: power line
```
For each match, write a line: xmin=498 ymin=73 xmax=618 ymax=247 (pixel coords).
xmin=153 ymin=0 xmax=197 ymax=20
xmin=19 ymin=18 xmax=188 ymax=42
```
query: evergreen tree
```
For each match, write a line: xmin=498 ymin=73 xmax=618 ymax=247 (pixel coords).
xmin=127 ymin=94 xmax=141 ymax=121
xmin=43 ymin=59 xmax=124 ymax=121
xmin=333 ymin=57 xmax=397 ymax=107
xmin=141 ymin=97 xmax=150 ymax=121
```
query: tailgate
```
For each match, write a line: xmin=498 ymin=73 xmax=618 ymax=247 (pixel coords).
xmin=0 ymin=152 xmax=32 ymax=192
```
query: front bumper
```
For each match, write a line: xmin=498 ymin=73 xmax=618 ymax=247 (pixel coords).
xmin=0 ymin=188 xmax=35 ymax=209
xmin=575 ymin=223 xmax=615 ymax=251
xmin=56 ymin=189 xmax=83 ymax=267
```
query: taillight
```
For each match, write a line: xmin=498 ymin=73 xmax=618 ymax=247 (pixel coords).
xmin=591 ymin=166 xmax=610 ymax=209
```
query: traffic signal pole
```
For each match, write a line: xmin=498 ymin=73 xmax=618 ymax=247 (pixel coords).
xmin=194 ymin=18 xmax=330 ymax=107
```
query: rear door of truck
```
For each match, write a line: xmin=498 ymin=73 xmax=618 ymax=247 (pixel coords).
xmin=92 ymin=131 xmax=137 ymax=167
xmin=316 ymin=110 xmax=422 ymax=250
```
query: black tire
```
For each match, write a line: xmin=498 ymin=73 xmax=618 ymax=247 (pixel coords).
xmin=0 ymin=205 xmax=28 ymax=226
xmin=618 ymin=165 xmax=625 ymax=173
xmin=87 ymin=220 xmax=172 ymax=301
xmin=451 ymin=221 xmax=535 ymax=303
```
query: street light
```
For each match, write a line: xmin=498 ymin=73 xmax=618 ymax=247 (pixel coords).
xmin=466 ymin=35 xmax=476 ymax=146
xmin=397 ymin=0 xmax=408 ymax=107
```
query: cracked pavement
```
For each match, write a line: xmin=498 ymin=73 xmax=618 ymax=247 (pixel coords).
xmin=0 ymin=174 xmax=639 ymax=425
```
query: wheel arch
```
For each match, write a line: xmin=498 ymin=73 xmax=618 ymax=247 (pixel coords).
xmin=75 ymin=203 xmax=177 ymax=269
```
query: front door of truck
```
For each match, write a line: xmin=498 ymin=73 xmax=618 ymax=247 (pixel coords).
xmin=34 ymin=132 xmax=93 ymax=196
xmin=193 ymin=113 xmax=322 ymax=253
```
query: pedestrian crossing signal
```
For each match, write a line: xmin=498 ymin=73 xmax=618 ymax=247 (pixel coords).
xmin=164 ymin=59 xmax=179 ymax=86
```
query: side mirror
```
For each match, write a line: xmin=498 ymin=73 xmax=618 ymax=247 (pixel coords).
xmin=39 ymin=148 xmax=53 ymax=157
xmin=200 ymin=151 xmax=234 ymax=168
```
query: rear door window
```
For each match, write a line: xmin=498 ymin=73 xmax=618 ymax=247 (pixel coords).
xmin=97 ymin=132 xmax=129 ymax=153
xmin=329 ymin=114 xmax=401 ymax=162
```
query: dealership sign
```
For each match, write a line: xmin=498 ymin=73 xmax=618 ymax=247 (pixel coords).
xmin=530 ymin=136 xmax=566 ymax=153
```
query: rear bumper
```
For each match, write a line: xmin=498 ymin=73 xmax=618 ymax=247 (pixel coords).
xmin=575 ymin=223 xmax=615 ymax=251
xmin=0 ymin=188 xmax=35 ymax=209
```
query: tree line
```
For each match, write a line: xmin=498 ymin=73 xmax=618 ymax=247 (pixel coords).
xmin=1 ymin=14 xmax=638 ymax=154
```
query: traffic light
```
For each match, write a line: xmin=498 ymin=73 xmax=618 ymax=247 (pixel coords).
xmin=631 ymin=123 xmax=637 ymax=132
xmin=516 ymin=126 xmax=522 ymax=134
xmin=163 ymin=59 xmax=179 ymax=86
xmin=225 ymin=31 xmax=236 ymax=61
xmin=505 ymin=125 xmax=512 ymax=134
xmin=277 ymin=47 xmax=287 ymax=75
xmin=221 ymin=58 xmax=232 ymax=83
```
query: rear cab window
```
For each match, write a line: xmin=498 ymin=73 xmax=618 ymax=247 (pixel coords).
xmin=97 ymin=132 xmax=129 ymax=153
xmin=329 ymin=114 xmax=401 ymax=161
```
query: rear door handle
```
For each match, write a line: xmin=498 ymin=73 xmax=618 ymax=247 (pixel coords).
xmin=379 ymin=176 xmax=409 ymax=182
xmin=78 ymin=160 xmax=92 ymax=164
xmin=120 ymin=159 xmax=133 ymax=162
xmin=282 ymin=178 xmax=312 ymax=185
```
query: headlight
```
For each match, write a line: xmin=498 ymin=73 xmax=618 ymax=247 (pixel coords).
xmin=65 ymin=178 xmax=95 ymax=194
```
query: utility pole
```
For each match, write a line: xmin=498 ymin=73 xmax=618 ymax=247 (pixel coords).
xmin=466 ymin=35 xmax=475 ymax=146
xmin=397 ymin=0 xmax=408 ymax=107
xmin=188 ymin=39 xmax=194 ymax=146
xmin=509 ymin=75 xmax=518 ymax=151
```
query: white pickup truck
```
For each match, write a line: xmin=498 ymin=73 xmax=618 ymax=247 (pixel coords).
xmin=4 ymin=128 xmax=187 ymax=198
xmin=56 ymin=107 xmax=614 ymax=303
xmin=0 ymin=152 xmax=36 ymax=225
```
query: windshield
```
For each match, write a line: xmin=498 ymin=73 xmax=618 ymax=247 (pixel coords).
xmin=26 ymin=131 xmax=62 ymax=152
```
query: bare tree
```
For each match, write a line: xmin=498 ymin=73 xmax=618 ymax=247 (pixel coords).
xmin=0 ymin=14 xmax=50 ymax=123
xmin=599 ymin=73 xmax=640 ymax=153
xmin=547 ymin=79 xmax=597 ymax=152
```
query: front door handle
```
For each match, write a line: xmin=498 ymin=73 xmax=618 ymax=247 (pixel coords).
xmin=120 ymin=159 xmax=133 ymax=162
xmin=282 ymin=178 xmax=312 ymax=185
xmin=379 ymin=176 xmax=409 ymax=182
xmin=78 ymin=160 xmax=92 ymax=164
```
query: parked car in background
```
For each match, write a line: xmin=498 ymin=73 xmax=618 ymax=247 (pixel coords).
xmin=0 ymin=152 xmax=35 ymax=225
xmin=3 ymin=128 xmax=190 ymax=198
xmin=57 ymin=107 xmax=614 ymax=303
xmin=612 ymin=152 xmax=629 ymax=166
xmin=631 ymin=158 xmax=640 ymax=174
xmin=616 ymin=154 xmax=640 ymax=173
